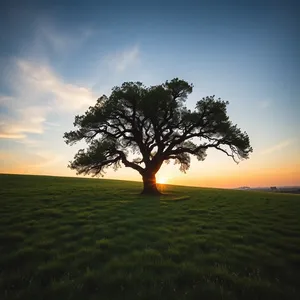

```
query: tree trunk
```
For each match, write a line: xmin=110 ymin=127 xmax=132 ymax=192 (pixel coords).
xmin=141 ymin=172 xmax=161 ymax=195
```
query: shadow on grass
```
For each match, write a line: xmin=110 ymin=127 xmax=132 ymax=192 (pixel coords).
xmin=160 ymin=194 xmax=191 ymax=201
xmin=131 ymin=192 xmax=191 ymax=202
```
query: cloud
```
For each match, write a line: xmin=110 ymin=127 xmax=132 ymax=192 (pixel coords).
xmin=0 ymin=150 xmax=63 ymax=174
xmin=258 ymin=100 xmax=272 ymax=109
xmin=26 ymin=18 xmax=97 ymax=58
xmin=0 ymin=59 xmax=96 ymax=139
xmin=0 ymin=43 xmax=141 ymax=140
xmin=31 ymin=151 xmax=64 ymax=168
xmin=15 ymin=138 xmax=44 ymax=148
xmin=0 ymin=16 xmax=141 ymax=148
xmin=44 ymin=121 xmax=60 ymax=127
xmin=0 ymin=96 xmax=14 ymax=105
xmin=107 ymin=45 xmax=140 ymax=72
xmin=16 ymin=60 xmax=96 ymax=111
xmin=0 ymin=133 xmax=26 ymax=139
xmin=261 ymin=139 xmax=295 ymax=155
xmin=0 ymin=105 xmax=50 ymax=139
xmin=39 ymin=26 xmax=78 ymax=54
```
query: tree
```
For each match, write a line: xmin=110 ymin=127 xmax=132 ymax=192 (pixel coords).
xmin=64 ymin=78 xmax=252 ymax=195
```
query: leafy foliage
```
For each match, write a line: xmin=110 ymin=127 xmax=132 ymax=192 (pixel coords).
xmin=64 ymin=78 xmax=252 ymax=178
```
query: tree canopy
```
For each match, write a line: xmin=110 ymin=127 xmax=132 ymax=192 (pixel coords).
xmin=64 ymin=78 xmax=252 ymax=194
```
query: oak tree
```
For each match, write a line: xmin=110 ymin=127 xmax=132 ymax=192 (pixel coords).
xmin=64 ymin=78 xmax=252 ymax=194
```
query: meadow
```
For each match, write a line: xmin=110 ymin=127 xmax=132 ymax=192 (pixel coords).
xmin=0 ymin=174 xmax=300 ymax=300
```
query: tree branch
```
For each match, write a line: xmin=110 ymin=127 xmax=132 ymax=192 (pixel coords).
xmin=115 ymin=150 xmax=144 ymax=173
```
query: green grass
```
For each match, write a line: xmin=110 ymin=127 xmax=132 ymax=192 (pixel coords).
xmin=0 ymin=174 xmax=300 ymax=300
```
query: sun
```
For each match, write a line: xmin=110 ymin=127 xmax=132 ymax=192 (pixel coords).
xmin=157 ymin=177 xmax=168 ymax=184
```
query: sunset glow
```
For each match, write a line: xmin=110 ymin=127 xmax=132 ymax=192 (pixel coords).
xmin=157 ymin=177 xmax=168 ymax=185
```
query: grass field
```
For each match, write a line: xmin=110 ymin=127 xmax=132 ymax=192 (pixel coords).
xmin=0 ymin=174 xmax=300 ymax=300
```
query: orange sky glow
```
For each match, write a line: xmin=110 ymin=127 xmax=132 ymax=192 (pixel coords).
xmin=1 ymin=147 xmax=299 ymax=188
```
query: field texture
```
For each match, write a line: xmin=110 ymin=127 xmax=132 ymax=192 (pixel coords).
xmin=0 ymin=174 xmax=300 ymax=300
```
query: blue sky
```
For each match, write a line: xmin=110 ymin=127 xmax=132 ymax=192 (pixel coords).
xmin=0 ymin=0 xmax=299 ymax=187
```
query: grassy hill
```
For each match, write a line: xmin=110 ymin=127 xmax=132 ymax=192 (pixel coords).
xmin=0 ymin=174 xmax=300 ymax=300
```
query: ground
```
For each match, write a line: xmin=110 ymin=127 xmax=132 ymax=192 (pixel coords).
xmin=0 ymin=174 xmax=300 ymax=300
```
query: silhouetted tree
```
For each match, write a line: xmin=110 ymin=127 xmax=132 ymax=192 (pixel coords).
xmin=64 ymin=78 xmax=252 ymax=194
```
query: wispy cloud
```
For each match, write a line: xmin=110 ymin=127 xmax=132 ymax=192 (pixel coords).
xmin=0 ymin=150 xmax=63 ymax=174
xmin=0 ymin=59 xmax=96 ymax=139
xmin=17 ymin=60 xmax=96 ymax=110
xmin=261 ymin=139 xmax=295 ymax=155
xmin=44 ymin=121 xmax=60 ymax=127
xmin=26 ymin=18 xmax=97 ymax=58
xmin=258 ymin=100 xmax=272 ymax=109
xmin=31 ymin=151 xmax=64 ymax=168
xmin=107 ymin=45 xmax=140 ymax=72
xmin=0 ymin=106 xmax=49 ymax=139
xmin=0 ymin=42 xmax=141 ymax=140
xmin=0 ymin=133 xmax=26 ymax=139
xmin=15 ymin=138 xmax=44 ymax=148
xmin=0 ymin=96 xmax=14 ymax=105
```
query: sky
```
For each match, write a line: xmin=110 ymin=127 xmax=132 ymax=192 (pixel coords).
xmin=0 ymin=0 xmax=299 ymax=188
